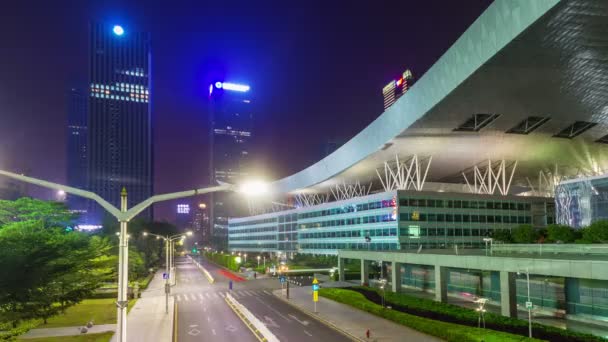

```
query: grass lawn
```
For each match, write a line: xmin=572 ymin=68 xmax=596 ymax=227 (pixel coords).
xmin=18 ymin=332 xmax=113 ymax=342
xmin=39 ymin=299 xmax=138 ymax=328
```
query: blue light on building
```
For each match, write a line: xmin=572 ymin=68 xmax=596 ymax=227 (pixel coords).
xmin=113 ymin=25 xmax=124 ymax=36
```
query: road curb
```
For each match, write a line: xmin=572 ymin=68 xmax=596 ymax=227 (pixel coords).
xmin=272 ymin=291 xmax=365 ymax=342
xmin=190 ymin=256 xmax=215 ymax=284
xmin=224 ymin=296 xmax=272 ymax=342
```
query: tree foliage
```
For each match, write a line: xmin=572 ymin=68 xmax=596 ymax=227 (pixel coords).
xmin=580 ymin=220 xmax=608 ymax=243
xmin=0 ymin=198 xmax=74 ymax=228
xmin=491 ymin=229 xmax=513 ymax=243
xmin=545 ymin=224 xmax=576 ymax=243
xmin=511 ymin=224 xmax=539 ymax=243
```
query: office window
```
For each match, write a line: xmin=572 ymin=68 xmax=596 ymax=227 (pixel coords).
xmin=454 ymin=214 xmax=462 ymax=222
xmin=463 ymin=215 xmax=470 ymax=223
xmin=487 ymin=202 xmax=494 ymax=209
xmin=427 ymin=199 xmax=436 ymax=207
xmin=436 ymin=228 xmax=445 ymax=236
xmin=517 ymin=203 xmax=525 ymax=211
xmin=447 ymin=200 xmax=454 ymax=208
xmin=437 ymin=214 xmax=445 ymax=222
xmin=462 ymin=201 xmax=470 ymax=209
xmin=448 ymin=228 xmax=455 ymax=236
xmin=472 ymin=229 xmax=480 ymax=236
xmin=446 ymin=214 xmax=453 ymax=222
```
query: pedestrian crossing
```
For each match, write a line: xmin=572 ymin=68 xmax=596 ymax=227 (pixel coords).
xmin=174 ymin=289 xmax=271 ymax=302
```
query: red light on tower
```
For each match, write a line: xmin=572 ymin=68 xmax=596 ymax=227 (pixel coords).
xmin=396 ymin=78 xmax=403 ymax=86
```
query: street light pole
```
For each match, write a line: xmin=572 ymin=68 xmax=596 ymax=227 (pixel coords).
xmin=165 ymin=237 xmax=169 ymax=313
xmin=526 ymin=268 xmax=532 ymax=338
xmin=0 ymin=169 xmax=234 ymax=342
xmin=116 ymin=188 xmax=128 ymax=342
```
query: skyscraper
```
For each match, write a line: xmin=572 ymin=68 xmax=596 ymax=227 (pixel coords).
xmin=87 ymin=23 xmax=153 ymax=222
xmin=66 ymin=88 xmax=88 ymax=218
xmin=382 ymin=69 xmax=414 ymax=110
xmin=208 ymin=81 xmax=253 ymax=249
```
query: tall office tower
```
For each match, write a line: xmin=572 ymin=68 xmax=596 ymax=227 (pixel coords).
xmin=192 ymin=203 xmax=209 ymax=245
xmin=66 ymin=88 xmax=88 ymax=219
xmin=382 ymin=69 xmax=414 ymax=110
xmin=87 ymin=23 xmax=153 ymax=223
xmin=208 ymin=81 xmax=253 ymax=249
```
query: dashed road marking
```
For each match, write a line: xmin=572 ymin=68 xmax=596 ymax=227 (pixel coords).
xmin=304 ymin=330 xmax=313 ymax=337
xmin=219 ymin=292 xmax=226 ymax=298
xmin=198 ymin=293 xmax=204 ymax=300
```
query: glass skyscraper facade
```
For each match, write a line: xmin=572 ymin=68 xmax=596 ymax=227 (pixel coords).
xmin=66 ymin=88 xmax=88 ymax=218
xmin=228 ymin=190 xmax=553 ymax=254
xmin=208 ymin=82 xmax=253 ymax=249
xmin=87 ymin=23 xmax=153 ymax=222
xmin=556 ymin=174 xmax=608 ymax=228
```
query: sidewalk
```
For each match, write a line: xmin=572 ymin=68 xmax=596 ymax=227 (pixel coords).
xmin=20 ymin=324 xmax=116 ymax=339
xmin=274 ymin=286 xmax=442 ymax=342
xmin=110 ymin=270 xmax=174 ymax=342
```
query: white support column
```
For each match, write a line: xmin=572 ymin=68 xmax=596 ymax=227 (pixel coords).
xmin=375 ymin=155 xmax=432 ymax=192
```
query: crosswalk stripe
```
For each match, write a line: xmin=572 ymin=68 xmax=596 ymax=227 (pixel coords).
xmin=219 ymin=292 xmax=226 ymax=298
xmin=184 ymin=295 xmax=190 ymax=302
xmin=263 ymin=290 xmax=271 ymax=295
xmin=176 ymin=295 xmax=182 ymax=302
xmin=198 ymin=293 xmax=204 ymax=300
xmin=231 ymin=291 xmax=239 ymax=298
xmin=238 ymin=291 xmax=247 ymax=296
xmin=206 ymin=293 xmax=212 ymax=298
xmin=213 ymin=293 xmax=219 ymax=298
xmin=190 ymin=294 xmax=197 ymax=301
xmin=245 ymin=290 xmax=255 ymax=296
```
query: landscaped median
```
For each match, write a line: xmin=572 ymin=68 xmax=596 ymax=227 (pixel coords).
xmin=319 ymin=288 xmax=543 ymax=342
xmin=190 ymin=257 xmax=215 ymax=284
xmin=18 ymin=332 xmax=114 ymax=342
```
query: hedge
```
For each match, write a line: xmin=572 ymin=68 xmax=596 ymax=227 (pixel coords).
xmin=319 ymin=288 xmax=541 ymax=342
xmin=350 ymin=287 xmax=604 ymax=342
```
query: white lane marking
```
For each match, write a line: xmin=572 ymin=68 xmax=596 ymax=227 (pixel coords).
xmin=205 ymin=293 xmax=212 ymax=298
xmin=254 ymin=297 xmax=291 ymax=322
xmin=244 ymin=290 xmax=254 ymax=296
xmin=213 ymin=293 xmax=219 ymax=298
xmin=231 ymin=292 xmax=239 ymax=298
xmin=288 ymin=314 xmax=310 ymax=326
xmin=176 ymin=295 xmax=182 ymax=302
xmin=190 ymin=294 xmax=197 ymax=301
xmin=263 ymin=316 xmax=280 ymax=328
xmin=238 ymin=291 xmax=247 ymax=296
xmin=304 ymin=330 xmax=313 ymax=337
xmin=203 ymin=307 xmax=207 ymax=312
xmin=198 ymin=293 xmax=204 ymax=300
xmin=212 ymin=329 xmax=216 ymax=335
xmin=184 ymin=294 xmax=190 ymax=302
xmin=219 ymin=292 xmax=226 ymax=298
xmin=263 ymin=290 xmax=272 ymax=295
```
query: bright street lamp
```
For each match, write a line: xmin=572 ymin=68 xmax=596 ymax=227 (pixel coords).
xmin=239 ymin=180 xmax=269 ymax=196
xmin=0 ymin=169 xmax=233 ymax=342
xmin=257 ymin=255 xmax=261 ymax=267
xmin=518 ymin=268 xmax=533 ymax=338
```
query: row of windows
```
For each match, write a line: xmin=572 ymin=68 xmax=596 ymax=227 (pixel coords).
xmin=400 ymin=213 xmax=532 ymax=224
xmin=229 ymin=235 xmax=276 ymax=241
xmin=299 ymin=242 xmax=399 ymax=251
xmin=300 ymin=214 xmax=397 ymax=229
xmin=278 ymin=233 xmax=297 ymax=241
xmin=300 ymin=227 xmax=398 ymax=239
xmin=229 ymin=217 xmax=277 ymax=228
xmin=399 ymin=198 xmax=533 ymax=211
xmin=228 ymin=243 xmax=277 ymax=249
xmin=228 ymin=226 xmax=276 ymax=234
xmin=278 ymin=223 xmax=297 ymax=232
xmin=400 ymin=227 xmax=504 ymax=237
xmin=298 ymin=199 xmax=395 ymax=219
xmin=279 ymin=214 xmax=298 ymax=223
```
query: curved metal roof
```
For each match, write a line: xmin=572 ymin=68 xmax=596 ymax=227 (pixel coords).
xmin=269 ymin=0 xmax=608 ymax=195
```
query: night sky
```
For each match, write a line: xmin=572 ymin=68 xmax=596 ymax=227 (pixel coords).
xmin=0 ymin=0 xmax=492 ymax=221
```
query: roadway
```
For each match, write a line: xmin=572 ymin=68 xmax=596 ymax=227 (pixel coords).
xmin=173 ymin=255 xmax=353 ymax=342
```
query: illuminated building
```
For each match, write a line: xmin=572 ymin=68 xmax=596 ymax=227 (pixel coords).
xmin=208 ymin=81 xmax=253 ymax=249
xmin=87 ymin=23 xmax=153 ymax=222
xmin=66 ymin=88 xmax=88 ymax=218
xmin=382 ymin=69 xmax=414 ymax=111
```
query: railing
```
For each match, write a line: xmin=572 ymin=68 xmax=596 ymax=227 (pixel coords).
xmin=493 ymin=244 xmax=608 ymax=256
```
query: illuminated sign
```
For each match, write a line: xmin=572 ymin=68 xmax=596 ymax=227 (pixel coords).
xmin=177 ymin=204 xmax=191 ymax=214
xmin=76 ymin=224 xmax=103 ymax=231
xmin=213 ymin=82 xmax=250 ymax=92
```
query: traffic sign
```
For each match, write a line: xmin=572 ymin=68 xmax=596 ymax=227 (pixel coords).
xmin=279 ymin=276 xmax=286 ymax=284
xmin=163 ymin=273 xmax=169 ymax=280
xmin=313 ymin=291 xmax=318 ymax=302
xmin=525 ymin=301 xmax=533 ymax=309
xmin=312 ymin=284 xmax=319 ymax=291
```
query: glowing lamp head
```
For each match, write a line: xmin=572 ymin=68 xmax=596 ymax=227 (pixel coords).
xmin=215 ymin=82 xmax=223 ymax=89
xmin=396 ymin=78 xmax=403 ymax=86
xmin=186 ymin=231 xmax=193 ymax=236
xmin=235 ymin=256 xmax=242 ymax=264
xmin=239 ymin=180 xmax=269 ymax=196
xmin=113 ymin=25 xmax=124 ymax=36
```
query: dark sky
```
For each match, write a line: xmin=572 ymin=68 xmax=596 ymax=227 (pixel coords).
xmin=0 ymin=0 xmax=492 ymax=222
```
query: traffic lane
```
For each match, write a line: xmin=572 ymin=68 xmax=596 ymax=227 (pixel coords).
xmin=196 ymin=256 xmax=245 ymax=285
xmin=174 ymin=261 xmax=257 ymax=342
xmin=237 ymin=291 xmax=352 ymax=342
xmin=177 ymin=295 xmax=258 ymax=342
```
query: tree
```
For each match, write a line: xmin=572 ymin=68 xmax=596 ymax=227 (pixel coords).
xmin=581 ymin=220 xmax=608 ymax=243
xmin=491 ymin=229 xmax=513 ymax=243
xmin=545 ymin=224 xmax=576 ymax=243
xmin=0 ymin=198 xmax=74 ymax=228
xmin=511 ymin=224 xmax=539 ymax=243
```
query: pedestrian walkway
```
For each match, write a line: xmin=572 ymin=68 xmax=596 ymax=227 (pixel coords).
xmin=110 ymin=270 xmax=175 ymax=342
xmin=20 ymin=324 xmax=116 ymax=339
xmin=174 ymin=289 xmax=270 ymax=302
xmin=274 ymin=286 xmax=442 ymax=342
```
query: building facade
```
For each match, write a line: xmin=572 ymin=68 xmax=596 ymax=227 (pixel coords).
xmin=382 ymin=69 xmax=414 ymax=111
xmin=228 ymin=190 xmax=553 ymax=255
xmin=66 ymin=88 xmax=88 ymax=218
xmin=87 ymin=23 xmax=153 ymax=222
xmin=208 ymin=82 xmax=253 ymax=248
xmin=556 ymin=174 xmax=608 ymax=228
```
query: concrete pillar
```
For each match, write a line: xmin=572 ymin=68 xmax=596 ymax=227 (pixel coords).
xmin=491 ymin=271 xmax=501 ymax=301
xmin=499 ymin=271 xmax=517 ymax=317
xmin=434 ymin=266 xmax=448 ymax=303
xmin=391 ymin=262 xmax=402 ymax=292
xmin=361 ymin=260 xmax=369 ymax=286
xmin=565 ymin=278 xmax=580 ymax=314
xmin=338 ymin=257 xmax=345 ymax=282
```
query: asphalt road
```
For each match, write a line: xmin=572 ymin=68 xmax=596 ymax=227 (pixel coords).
xmin=194 ymin=256 xmax=353 ymax=342
xmin=173 ymin=258 xmax=257 ymax=342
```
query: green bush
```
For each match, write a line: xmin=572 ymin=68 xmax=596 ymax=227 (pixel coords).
xmin=203 ymin=252 xmax=240 ymax=271
xmin=319 ymin=288 xmax=540 ymax=342
xmin=0 ymin=319 xmax=42 ymax=341
xmin=350 ymin=287 xmax=603 ymax=342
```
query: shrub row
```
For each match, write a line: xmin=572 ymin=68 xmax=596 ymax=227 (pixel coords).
xmin=0 ymin=319 xmax=42 ymax=341
xmin=319 ymin=288 xmax=541 ymax=342
xmin=351 ymin=287 xmax=604 ymax=342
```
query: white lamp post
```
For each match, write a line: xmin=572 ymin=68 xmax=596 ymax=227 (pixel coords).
xmin=0 ymin=169 xmax=234 ymax=342
xmin=257 ymin=255 xmax=261 ymax=267
xmin=518 ymin=267 xmax=533 ymax=338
